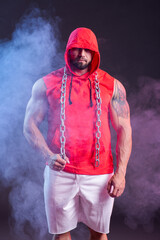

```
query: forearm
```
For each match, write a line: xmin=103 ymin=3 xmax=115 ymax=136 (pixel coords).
xmin=23 ymin=122 xmax=53 ymax=160
xmin=116 ymin=125 xmax=132 ymax=176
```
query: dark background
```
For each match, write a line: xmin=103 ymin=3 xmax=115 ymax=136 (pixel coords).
xmin=0 ymin=0 xmax=160 ymax=240
xmin=1 ymin=0 xmax=160 ymax=82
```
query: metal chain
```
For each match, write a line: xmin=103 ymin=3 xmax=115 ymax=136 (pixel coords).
xmin=60 ymin=69 xmax=101 ymax=167
xmin=60 ymin=67 xmax=67 ymax=159
xmin=94 ymin=72 xmax=102 ymax=167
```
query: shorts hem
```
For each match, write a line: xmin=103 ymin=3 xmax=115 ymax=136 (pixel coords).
xmin=80 ymin=221 xmax=110 ymax=234
xmin=48 ymin=224 xmax=77 ymax=235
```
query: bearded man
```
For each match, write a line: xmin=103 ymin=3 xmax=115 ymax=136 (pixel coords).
xmin=23 ymin=27 xmax=132 ymax=240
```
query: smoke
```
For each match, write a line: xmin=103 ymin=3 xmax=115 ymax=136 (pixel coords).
xmin=0 ymin=6 xmax=160 ymax=239
xmin=112 ymin=76 xmax=160 ymax=232
xmin=0 ymin=8 xmax=64 ymax=239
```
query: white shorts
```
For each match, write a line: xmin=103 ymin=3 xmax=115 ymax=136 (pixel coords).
xmin=44 ymin=166 xmax=114 ymax=234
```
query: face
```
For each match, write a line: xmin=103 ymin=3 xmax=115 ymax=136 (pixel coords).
xmin=69 ymin=48 xmax=93 ymax=71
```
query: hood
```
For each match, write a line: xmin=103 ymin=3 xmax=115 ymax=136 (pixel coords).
xmin=64 ymin=27 xmax=100 ymax=75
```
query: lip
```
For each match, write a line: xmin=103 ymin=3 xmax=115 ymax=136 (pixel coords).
xmin=77 ymin=59 xmax=86 ymax=62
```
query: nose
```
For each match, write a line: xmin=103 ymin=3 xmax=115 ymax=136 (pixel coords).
xmin=78 ymin=48 xmax=85 ymax=56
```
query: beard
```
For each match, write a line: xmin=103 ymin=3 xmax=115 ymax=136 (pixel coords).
xmin=70 ymin=58 xmax=91 ymax=70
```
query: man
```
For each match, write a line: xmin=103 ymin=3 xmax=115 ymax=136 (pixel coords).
xmin=23 ymin=27 xmax=132 ymax=240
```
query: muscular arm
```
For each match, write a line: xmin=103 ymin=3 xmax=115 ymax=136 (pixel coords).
xmin=23 ymin=78 xmax=69 ymax=170
xmin=107 ymin=79 xmax=132 ymax=197
xmin=23 ymin=79 xmax=52 ymax=158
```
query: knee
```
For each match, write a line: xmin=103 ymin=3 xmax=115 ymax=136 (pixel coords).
xmin=53 ymin=232 xmax=71 ymax=240
xmin=89 ymin=229 xmax=107 ymax=240
xmin=52 ymin=235 xmax=59 ymax=240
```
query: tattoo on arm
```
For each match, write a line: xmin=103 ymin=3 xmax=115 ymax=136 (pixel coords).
xmin=111 ymin=80 xmax=129 ymax=118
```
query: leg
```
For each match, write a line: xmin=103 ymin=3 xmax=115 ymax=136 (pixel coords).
xmin=44 ymin=167 xmax=78 ymax=234
xmin=52 ymin=232 xmax=71 ymax=240
xmin=79 ymin=174 xmax=114 ymax=235
xmin=89 ymin=228 xmax=108 ymax=240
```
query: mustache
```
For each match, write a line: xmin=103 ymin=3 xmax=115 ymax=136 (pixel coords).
xmin=76 ymin=57 xmax=87 ymax=61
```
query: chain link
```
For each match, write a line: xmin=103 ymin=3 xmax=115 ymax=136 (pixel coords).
xmin=60 ymin=69 xmax=101 ymax=167
xmin=60 ymin=67 xmax=67 ymax=159
xmin=94 ymin=72 xmax=102 ymax=167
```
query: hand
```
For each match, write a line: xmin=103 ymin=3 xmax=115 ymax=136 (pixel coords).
xmin=48 ymin=154 xmax=70 ymax=171
xmin=107 ymin=172 xmax=126 ymax=198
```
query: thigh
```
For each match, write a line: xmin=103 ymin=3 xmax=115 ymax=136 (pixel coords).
xmin=44 ymin=166 xmax=79 ymax=234
xmin=44 ymin=166 xmax=78 ymax=203
xmin=79 ymin=173 xmax=114 ymax=233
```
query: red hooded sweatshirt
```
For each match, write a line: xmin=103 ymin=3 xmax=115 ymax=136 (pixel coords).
xmin=43 ymin=27 xmax=114 ymax=175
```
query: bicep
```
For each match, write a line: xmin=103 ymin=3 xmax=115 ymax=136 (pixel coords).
xmin=110 ymin=79 xmax=131 ymax=131
xmin=24 ymin=79 xmax=48 ymax=127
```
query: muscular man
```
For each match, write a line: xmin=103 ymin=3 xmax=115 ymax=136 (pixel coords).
xmin=23 ymin=28 xmax=132 ymax=240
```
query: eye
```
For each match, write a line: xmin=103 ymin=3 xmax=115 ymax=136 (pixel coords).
xmin=85 ymin=49 xmax=90 ymax=52
xmin=69 ymin=48 xmax=79 ymax=55
xmin=72 ymin=48 xmax=79 ymax=51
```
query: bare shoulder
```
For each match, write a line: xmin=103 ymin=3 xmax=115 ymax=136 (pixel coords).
xmin=26 ymin=78 xmax=48 ymax=113
xmin=111 ymin=79 xmax=129 ymax=118
xmin=112 ymin=79 xmax=126 ymax=99
xmin=31 ymin=78 xmax=47 ymax=100
xmin=24 ymin=78 xmax=48 ymax=123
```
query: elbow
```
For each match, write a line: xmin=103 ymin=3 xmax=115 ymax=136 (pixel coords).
xmin=23 ymin=124 xmax=34 ymax=147
xmin=117 ymin=124 xmax=132 ymax=143
xmin=23 ymin=124 xmax=28 ymax=140
xmin=23 ymin=127 xmax=27 ymax=139
xmin=23 ymin=120 xmax=31 ymax=141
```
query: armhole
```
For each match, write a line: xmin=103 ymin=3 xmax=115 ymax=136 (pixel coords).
xmin=42 ymin=76 xmax=48 ymax=89
xmin=111 ymin=78 xmax=116 ymax=99
xmin=42 ymin=76 xmax=49 ymax=97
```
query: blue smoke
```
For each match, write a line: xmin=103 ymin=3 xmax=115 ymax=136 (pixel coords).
xmin=0 ymin=6 xmax=160 ymax=240
xmin=0 ymin=8 xmax=64 ymax=239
